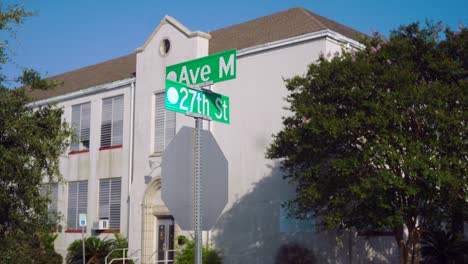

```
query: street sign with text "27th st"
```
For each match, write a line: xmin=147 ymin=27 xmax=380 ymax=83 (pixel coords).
xmin=165 ymin=79 xmax=230 ymax=124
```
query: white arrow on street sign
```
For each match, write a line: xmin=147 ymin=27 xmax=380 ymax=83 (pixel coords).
xmin=161 ymin=126 xmax=228 ymax=230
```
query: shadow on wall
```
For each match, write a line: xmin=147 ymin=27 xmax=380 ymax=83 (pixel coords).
xmin=211 ymin=162 xmax=398 ymax=264
xmin=211 ymin=162 xmax=338 ymax=264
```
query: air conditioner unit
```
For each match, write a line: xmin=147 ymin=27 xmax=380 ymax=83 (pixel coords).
xmin=97 ymin=219 xmax=109 ymax=230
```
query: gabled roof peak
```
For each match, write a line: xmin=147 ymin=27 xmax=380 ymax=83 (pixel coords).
xmin=136 ymin=16 xmax=211 ymax=53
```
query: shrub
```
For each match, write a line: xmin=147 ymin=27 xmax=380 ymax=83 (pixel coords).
xmin=420 ymin=230 xmax=468 ymax=264
xmin=66 ymin=233 xmax=133 ymax=264
xmin=175 ymin=236 xmax=222 ymax=264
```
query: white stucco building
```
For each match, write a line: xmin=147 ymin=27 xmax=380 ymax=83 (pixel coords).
xmin=32 ymin=8 xmax=398 ymax=263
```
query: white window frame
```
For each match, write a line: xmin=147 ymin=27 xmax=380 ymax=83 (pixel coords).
xmin=98 ymin=177 xmax=122 ymax=230
xmin=154 ymin=92 xmax=175 ymax=154
xmin=100 ymin=95 xmax=124 ymax=148
xmin=71 ymin=102 xmax=91 ymax=152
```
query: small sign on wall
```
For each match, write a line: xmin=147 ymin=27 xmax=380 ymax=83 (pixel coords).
xmin=79 ymin=213 xmax=87 ymax=227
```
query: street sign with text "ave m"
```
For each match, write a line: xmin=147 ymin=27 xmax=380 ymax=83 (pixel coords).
xmin=165 ymin=79 xmax=230 ymax=124
xmin=166 ymin=49 xmax=236 ymax=86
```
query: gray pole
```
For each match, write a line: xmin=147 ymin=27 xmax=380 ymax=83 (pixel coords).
xmin=194 ymin=117 xmax=202 ymax=264
xmin=82 ymin=227 xmax=85 ymax=264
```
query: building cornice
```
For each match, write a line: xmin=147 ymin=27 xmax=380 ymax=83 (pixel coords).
xmin=237 ymin=29 xmax=364 ymax=57
xmin=29 ymin=77 xmax=136 ymax=107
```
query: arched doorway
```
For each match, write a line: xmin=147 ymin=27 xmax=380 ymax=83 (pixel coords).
xmin=141 ymin=176 xmax=177 ymax=264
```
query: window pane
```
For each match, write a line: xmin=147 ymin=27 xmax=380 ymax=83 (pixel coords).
xmin=40 ymin=183 xmax=59 ymax=223
xmin=71 ymin=105 xmax=81 ymax=151
xmin=101 ymin=98 xmax=113 ymax=148
xmin=99 ymin=179 xmax=110 ymax=219
xmin=67 ymin=181 xmax=88 ymax=230
xmin=101 ymin=95 xmax=124 ymax=148
xmin=154 ymin=93 xmax=165 ymax=153
xmin=155 ymin=92 xmax=175 ymax=153
xmin=99 ymin=178 xmax=121 ymax=230
xmin=80 ymin=102 xmax=91 ymax=148
xmin=111 ymin=95 xmax=124 ymax=146
xmin=71 ymin=103 xmax=91 ymax=151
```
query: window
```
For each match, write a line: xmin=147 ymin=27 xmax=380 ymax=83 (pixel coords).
xmin=71 ymin=102 xmax=91 ymax=152
xmin=101 ymin=95 xmax=124 ymax=148
xmin=159 ymin=39 xmax=171 ymax=57
xmin=99 ymin=178 xmax=122 ymax=230
xmin=40 ymin=183 xmax=58 ymax=222
xmin=67 ymin=181 xmax=88 ymax=230
xmin=154 ymin=92 xmax=175 ymax=153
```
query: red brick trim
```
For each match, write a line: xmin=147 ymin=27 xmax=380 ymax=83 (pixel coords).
xmin=97 ymin=229 xmax=120 ymax=234
xmin=69 ymin=149 xmax=90 ymax=155
xmin=65 ymin=229 xmax=86 ymax=233
xmin=99 ymin=145 xmax=123 ymax=151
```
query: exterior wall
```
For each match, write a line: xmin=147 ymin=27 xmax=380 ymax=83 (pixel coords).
xmin=211 ymin=40 xmax=326 ymax=263
xmin=45 ymin=84 xmax=133 ymax=258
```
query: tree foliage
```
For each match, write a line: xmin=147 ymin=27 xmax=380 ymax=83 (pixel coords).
xmin=267 ymin=22 xmax=467 ymax=263
xmin=0 ymin=2 xmax=70 ymax=263
xmin=175 ymin=236 xmax=223 ymax=264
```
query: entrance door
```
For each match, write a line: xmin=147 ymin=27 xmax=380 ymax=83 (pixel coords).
xmin=157 ymin=217 xmax=175 ymax=264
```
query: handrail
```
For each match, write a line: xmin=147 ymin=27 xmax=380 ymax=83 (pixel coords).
xmin=128 ymin=248 xmax=141 ymax=258
xmin=105 ymin=248 xmax=128 ymax=264
xmin=108 ymin=256 xmax=140 ymax=264
xmin=146 ymin=249 xmax=179 ymax=263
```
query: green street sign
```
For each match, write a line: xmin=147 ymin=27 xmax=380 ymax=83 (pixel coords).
xmin=166 ymin=49 xmax=236 ymax=86
xmin=165 ymin=79 xmax=230 ymax=124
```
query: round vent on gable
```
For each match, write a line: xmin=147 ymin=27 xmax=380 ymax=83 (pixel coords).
xmin=159 ymin=38 xmax=171 ymax=57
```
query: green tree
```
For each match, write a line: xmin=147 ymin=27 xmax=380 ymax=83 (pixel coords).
xmin=0 ymin=2 xmax=70 ymax=263
xmin=267 ymin=22 xmax=467 ymax=264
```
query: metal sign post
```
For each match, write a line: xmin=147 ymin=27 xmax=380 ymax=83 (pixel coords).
xmin=188 ymin=84 xmax=214 ymax=264
xmin=82 ymin=227 xmax=85 ymax=264
xmin=194 ymin=117 xmax=202 ymax=264
xmin=79 ymin=213 xmax=87 ymax=264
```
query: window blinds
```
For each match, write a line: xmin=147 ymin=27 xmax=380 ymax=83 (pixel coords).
xmin=99 ymin=178 xmax=121 ymax=230
xmin=154 ymin=92 xmax=175 ymax=153
xmin=101 ymin=95 xmax=124 ymax=148
xmin=67 ymin=181 xmax=88 ymax=229
xmin=71 ymin=102 xmax=91 ymax=151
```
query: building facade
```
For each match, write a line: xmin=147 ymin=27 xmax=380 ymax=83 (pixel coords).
xmin=31 ymin=8 xmax=399 ymax=263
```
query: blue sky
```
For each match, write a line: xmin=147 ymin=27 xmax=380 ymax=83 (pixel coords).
xmin=4 ymin=0 xmax=467 ymax=85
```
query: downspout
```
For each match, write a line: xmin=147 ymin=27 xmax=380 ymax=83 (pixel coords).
xmin=127 ymin=80 xmax=136 ymax=240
